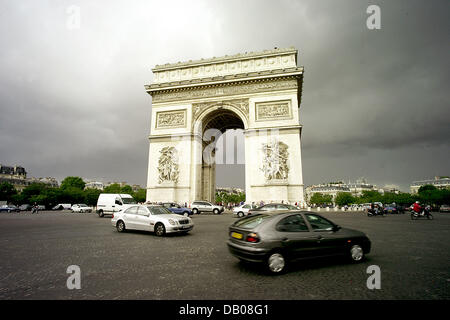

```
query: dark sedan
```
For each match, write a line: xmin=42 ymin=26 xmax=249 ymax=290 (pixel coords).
xmin=0 ymin=205 xmax=20 ymax=213
xmin=227 ymin=211 xmax=371 ymax=274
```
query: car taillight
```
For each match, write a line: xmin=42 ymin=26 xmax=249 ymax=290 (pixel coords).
xmin=246 ymin=233 xmax=260 ymax=243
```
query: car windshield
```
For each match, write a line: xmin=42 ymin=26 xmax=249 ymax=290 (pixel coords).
xmin=147 ymin=206 xmax=172 ymax=215
xmin=122 ymin=198 xmax=136 ymax=204
xmin=234 ymin=214 xmax=271 ymax=229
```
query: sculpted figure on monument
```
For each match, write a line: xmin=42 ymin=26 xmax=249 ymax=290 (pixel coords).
xmin=158 ymin=146 xmax=179 ymax=183
xmin=261 ymin=141 xmax=289 ymax=181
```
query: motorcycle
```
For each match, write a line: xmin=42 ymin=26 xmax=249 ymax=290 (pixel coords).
xmin=411 ymin=206 xmax=433 ymax=220
xmin=32 ymin=205 xmax=39 ymax=214
xmin=367 ymin=207 xmax=385 ymax=217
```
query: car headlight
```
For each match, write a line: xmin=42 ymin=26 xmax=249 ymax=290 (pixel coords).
xmin=168 ymin=219 xmax=176 ymax=225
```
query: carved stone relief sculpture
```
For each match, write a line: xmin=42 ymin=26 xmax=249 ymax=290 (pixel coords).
xmin=158 ymin=147 xmax=179 ymax=184
xmin=156 ymin=110 xmax=186 ymax=128
xmin=255 ymin=101 xmax=292 ymax=121
xmin=261 ymin=141 xmax=289 ymax=181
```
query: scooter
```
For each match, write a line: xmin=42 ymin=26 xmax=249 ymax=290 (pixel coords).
xmin=411 ymin=207 xmax=433 ymax=220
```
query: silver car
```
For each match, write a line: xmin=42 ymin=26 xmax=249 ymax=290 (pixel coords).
xmin=111 ymin=205 xmax=194 ymax=236
xmin=191 ymin=201 xmax=224 ymax=214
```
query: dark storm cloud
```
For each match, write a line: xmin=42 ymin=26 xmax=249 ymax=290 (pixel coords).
xmin=0 ymin=0 xmax=448 ymax=191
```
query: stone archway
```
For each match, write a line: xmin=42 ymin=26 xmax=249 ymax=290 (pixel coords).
xmin=145 ymin=47 xmax=306 ymax=206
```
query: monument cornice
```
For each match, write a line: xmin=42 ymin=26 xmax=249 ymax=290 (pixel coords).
xmin=146 ymin=71 xmax=303 ymax=104
xmin=146 ymin=67 xmax=303 ymax=93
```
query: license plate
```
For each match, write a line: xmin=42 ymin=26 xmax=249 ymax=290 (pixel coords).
xmin=231 ymin=232 xmax=243 ymax=240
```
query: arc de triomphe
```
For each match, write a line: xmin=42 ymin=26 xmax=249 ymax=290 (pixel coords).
xmin=145 ymin=47 xmax=305 ymax=206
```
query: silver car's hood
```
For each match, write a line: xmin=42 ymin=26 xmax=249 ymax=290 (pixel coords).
xmin=157 ymin=214 xmax=190 ymax=221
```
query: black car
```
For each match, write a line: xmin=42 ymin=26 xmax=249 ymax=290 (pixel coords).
xmin=227 ymin=211 xmax=371 ymax=274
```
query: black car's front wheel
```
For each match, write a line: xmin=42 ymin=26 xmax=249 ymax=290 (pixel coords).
xmin=267 ymin=252 xmax=286 ymax=274
xmin=349 ymin=244 xmax=364 ymax=262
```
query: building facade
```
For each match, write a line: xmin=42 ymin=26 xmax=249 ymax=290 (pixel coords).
xmin=410 ymin=177 xmax=450 ymax=193
xmin=0 ymin=164 xmax=58 ymax=191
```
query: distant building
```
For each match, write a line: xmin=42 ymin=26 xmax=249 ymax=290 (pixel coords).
xmin=0 ymin=164 xmax=58 ymax=191
xmin=410 ymin=176 xmax=450 ymax=194
xmin=381 ymin=184 xmax=400 ymax=194
xmin=85 ymin=181 xmax=104 ymax=190
xmin=305 ymin=185 xmax=351 ymax=204
xmin=305 ymin=178 xmax=379 ymax=205
xmin=216 ymin=187 xmax=244 ymax=195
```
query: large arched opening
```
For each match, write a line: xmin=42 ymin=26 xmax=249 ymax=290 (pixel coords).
xmin=194 ymin=104 xmax=247 ymax=202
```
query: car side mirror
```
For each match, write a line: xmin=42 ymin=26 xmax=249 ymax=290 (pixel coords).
xmin=333 ymin=225 xmax=341 ymax=232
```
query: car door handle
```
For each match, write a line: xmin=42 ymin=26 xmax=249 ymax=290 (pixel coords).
xmin=281 ymin=237 xmax=289 ymax=242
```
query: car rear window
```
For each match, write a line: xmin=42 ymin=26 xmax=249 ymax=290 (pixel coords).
xmin=233 ymin=214 xmax=271 ymax=229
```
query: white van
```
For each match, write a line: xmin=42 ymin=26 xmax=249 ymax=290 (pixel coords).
xmin=96 ymin=193 xmax=136 ymax=217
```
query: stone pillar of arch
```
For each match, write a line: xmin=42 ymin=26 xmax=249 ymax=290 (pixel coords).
xmin=145 ymin=47 xmax=305 ymax=206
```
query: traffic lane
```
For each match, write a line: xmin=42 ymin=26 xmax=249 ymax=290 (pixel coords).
xmin=0 ymin=211 xmax=449 ymax=299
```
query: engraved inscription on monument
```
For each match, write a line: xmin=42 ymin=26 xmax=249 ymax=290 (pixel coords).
xmin=255 ymin=100 xmax=292 ymax=121
xmin=156 ymin=110 xmax=186 ymax=129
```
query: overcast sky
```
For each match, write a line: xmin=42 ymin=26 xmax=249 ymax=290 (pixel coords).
xmin=0 ymin=0 xmax=448 ymax=192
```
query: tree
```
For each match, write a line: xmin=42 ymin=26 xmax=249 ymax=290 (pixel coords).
xmin=120 ymin=185 xmax=133 ymax=194
xmin=0 ymin=182 xmax=17 ymax=202
xmin=103 ymin=183 xmax=122 ymax=193
xmin=61 ymin=177 xmax=85 ymax=190
xmin=418 ymin=184 xmax=437 ymax=193
xmin=84 ymin=188 xmax=101 ymax=206
xmin=335 ymin=192 xmax=355 ymax=206
xmin=310 ymin=193 xmax=326 ymax=205
xmin=133 ymin=188 xmax=146 ymax=203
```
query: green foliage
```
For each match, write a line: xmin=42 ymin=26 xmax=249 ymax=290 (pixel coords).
xmin=133 ymin=188 xmax=146 ymax=203
xmin=418 ymin=184 xmax=437 ymax=193
xmin=8 ymin=176 xmax=149 ymax=208
xmin=215 ymin=191 xmax=245 ymax=204
xmin=103 ymin=183 xmax=122 ymax=193
xmin=0 ymin=182 xmax=17 ymax=202
xmin=60 ymin=176 xmax=85 ymax=190
xmin=83 ymin=188 xmax=102 ymax=206
xmin=335 ymin=192 xmax=355 ymax=206
xmin=310 ymin=193 xmax=333 ymax=205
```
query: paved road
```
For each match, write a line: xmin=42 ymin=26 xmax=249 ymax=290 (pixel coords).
xmin=0 ymin=210 xmax=449 ymax=299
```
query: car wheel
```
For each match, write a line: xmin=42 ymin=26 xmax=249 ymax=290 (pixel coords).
xmin=98 ymin=210 xmax=104 ymax=218
xmin=213 ymin=209 xmax=219 ymax=214
xmin=116 ymin=220 xmax=126 ymax=233
xmin=155 ymin=223 xmax=166 ymax=237
xmin=350 ymin=244 xmax=364 ymax=262
xmin=238 ymin=212 xmax=244 ymax=218
xmin=349 ymin=245 xmax=364 ymax=262
xmin=267 ymin=252 xmax=286 ymax=274
xmin=183 ymin=212 xmax=189 ymax=217
xmin=192 ymin=208 xmax=199 ymax=214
